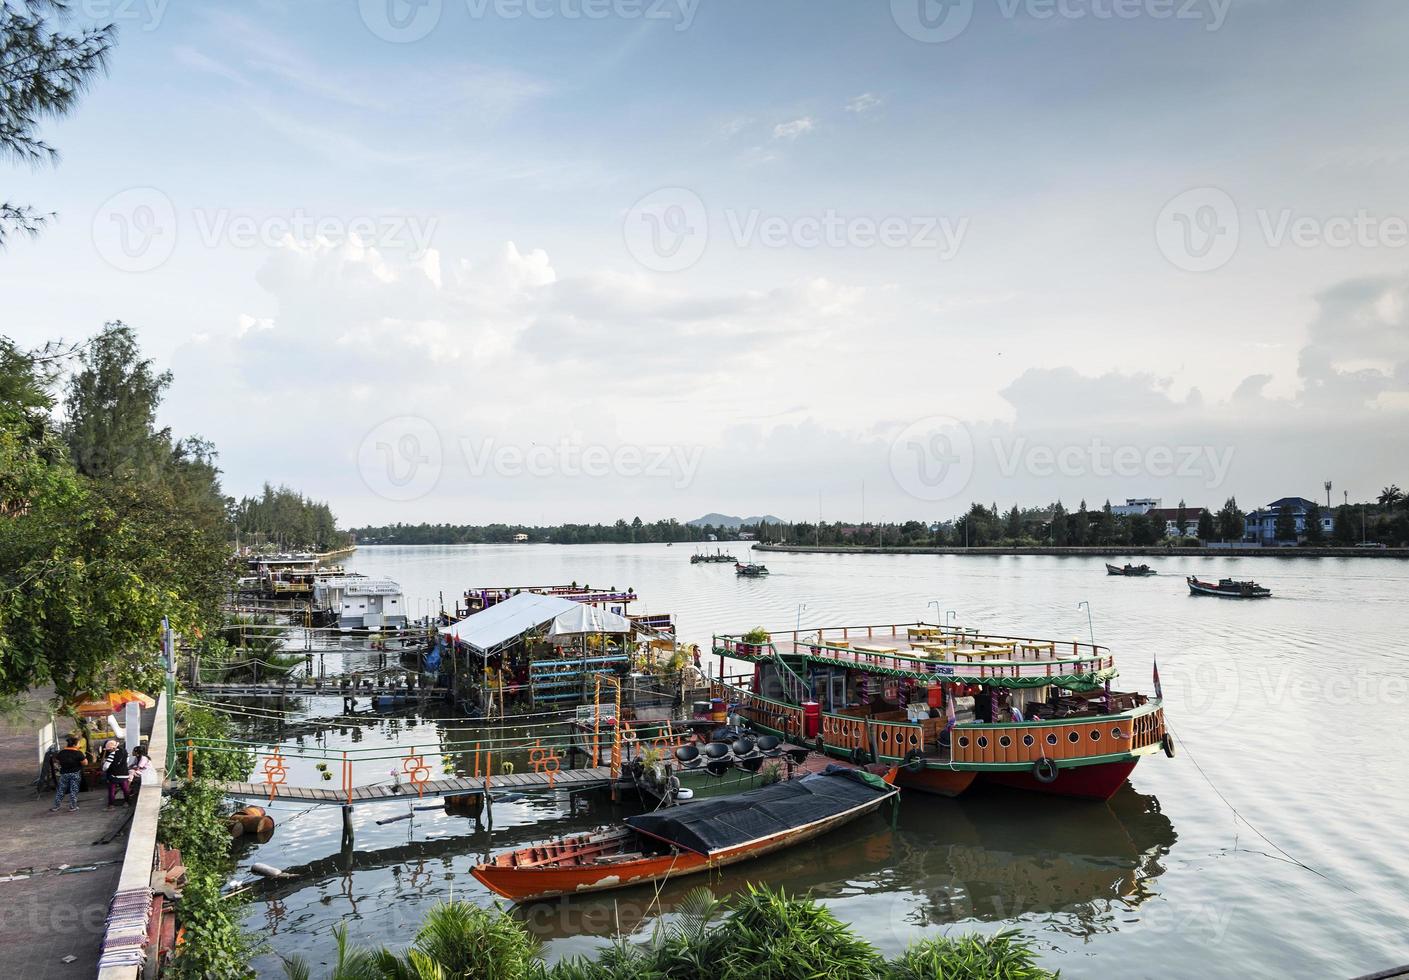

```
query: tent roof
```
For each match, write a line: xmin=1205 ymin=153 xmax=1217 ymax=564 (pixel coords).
xmin=438 ymin=591 xmax=633 ymax=654
xmin=548 ymin=602 xmax=633 ymax=638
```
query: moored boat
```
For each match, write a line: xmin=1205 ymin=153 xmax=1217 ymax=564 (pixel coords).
xmin=1187 ymin=576 xmax=1271 ymax=598
xmin=470 ymin=768 xmax=898 ymax=902
xmin=710 ymin=621 xmax=1170 ymax=802
xmin=1106 ymin=563 xmax=1156 ymax=576
xmin=690 ymin=550 xmax=737 ymax=564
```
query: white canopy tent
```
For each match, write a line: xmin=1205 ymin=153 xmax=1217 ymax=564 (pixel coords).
xmin=439 ymin=591 xmax=633 ymax=656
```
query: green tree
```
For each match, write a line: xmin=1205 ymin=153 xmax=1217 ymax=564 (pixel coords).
xmin=1004 ymin=505 xmax=1022 ymax=540
xmin=1050 ymin=501 xmax=1068 ymax=546
xmin=1197 ymin=508 xmax=1216 ymax=541
xmin=1 ymin=1 xmax=115 ymax=245
xmin=64 ymin=322 xmax=172 ymax=480
xmin=1379 ymin=484 xmax=1403 ymax=507
xmin=1217 ymin=496 xmax=1244 ymax=541
xmin=1332 ymin=504 xmax=1356 ymax=545
xmin=1130 ymin=513 xmax=1159 ymax=546
xmin=1304 ymin=502 xmax=1324 ymax=544
xmin=1274 ymin=506 xmax=1298 ymax=542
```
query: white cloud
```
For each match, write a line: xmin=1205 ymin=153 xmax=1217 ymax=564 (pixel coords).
xmin=845 ymin=93 xmax=882 ymax=113
xmin=772 ymin=117 xmax=815 ymax=141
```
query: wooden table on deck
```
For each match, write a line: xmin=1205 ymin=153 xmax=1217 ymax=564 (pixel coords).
xmin=953 ymin=644 xmax=1017 ymax=663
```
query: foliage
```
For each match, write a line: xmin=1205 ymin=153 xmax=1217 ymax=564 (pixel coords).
xmin=0 ymin=0 xmax=116 ymax=245
xmin=1273 ymin=505 xmax=1298 ymax=542
xmin=158 ymin=777 xmax=260 ymax=979
xmin=888 ymin=930 xmax=1055 ymax=979
xmin=284 ymin=887 xmax=1055 ymax=980
xmin=0 ymin=326 xmax=234 ymax=701
xmin=232 ymin=483 xmax=350 ymax=551
xmin=741 ymin=627 xmax=770 ymax=645
xmin=177 ymin=703 xmax=255 ymax=782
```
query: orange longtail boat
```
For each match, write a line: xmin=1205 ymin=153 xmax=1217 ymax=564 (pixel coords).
xmin=471 ymin=768 xmax=898 ymax=902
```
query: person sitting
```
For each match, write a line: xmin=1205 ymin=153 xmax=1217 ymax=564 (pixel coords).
xmin=1009 ymin=702 xmax=1024 ymax=723
xmin=104 ymin=744 xmax=133 ymax=809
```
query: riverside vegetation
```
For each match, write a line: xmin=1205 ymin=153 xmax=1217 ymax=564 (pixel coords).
xmin=281 ymin=886 xmax=1056 ymax=980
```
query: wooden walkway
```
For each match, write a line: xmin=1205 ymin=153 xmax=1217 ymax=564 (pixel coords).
xmin=191 ymin=683 xmax=447 ymax=699
xmin=172 ymin=766 xmax=618 ymax=806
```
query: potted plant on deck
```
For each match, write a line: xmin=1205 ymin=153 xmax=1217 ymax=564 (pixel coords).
xmin=739 ymin=627 xmax=770 ymax=657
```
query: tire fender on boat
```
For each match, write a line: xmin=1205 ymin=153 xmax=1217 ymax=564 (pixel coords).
xmin=1162 ymin=733 xmax=1176 ymax=758
xmin=1032 ymin=756 xmax=1059 ymax=784
xmin=902 ymin=749 xmax=926 ymax=774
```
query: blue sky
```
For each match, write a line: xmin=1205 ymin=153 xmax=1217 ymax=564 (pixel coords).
xmin=5 ymin=0 xmax=1409 ymax=524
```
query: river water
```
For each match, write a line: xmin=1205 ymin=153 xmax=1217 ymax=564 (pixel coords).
xmin=235 ymin=544 xmax=1409 ymax=977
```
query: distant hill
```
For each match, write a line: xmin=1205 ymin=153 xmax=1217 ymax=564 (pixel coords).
xmin=688 ymin=513 xmax=784 ymax=528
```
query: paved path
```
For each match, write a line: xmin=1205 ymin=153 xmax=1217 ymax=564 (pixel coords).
xmin=0 ymin=712 xmax=135 ymax=978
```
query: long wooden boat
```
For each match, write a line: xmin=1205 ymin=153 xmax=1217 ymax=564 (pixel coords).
xmin=735 ymin=562 xmax=769 ymax=577
xmin=710 ymin=622 xmax=1170 ymax=802
xmin=470 ymin=768 xmax=898 ymax=902
xmin=1187 ymin=576 xmax=1271 ymax=598
xmin=1106 ymin=563 xmax=1156 ymax=576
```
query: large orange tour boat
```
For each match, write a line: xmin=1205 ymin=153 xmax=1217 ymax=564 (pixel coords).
xmin=711 ymin=622 xmax=1171 ymax=801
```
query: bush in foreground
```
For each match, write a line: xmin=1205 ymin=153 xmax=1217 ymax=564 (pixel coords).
xmin=283 ymin=885 xmax=1057 ymax=980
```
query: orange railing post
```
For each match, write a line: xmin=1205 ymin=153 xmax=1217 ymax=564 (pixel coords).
xmin=186 ymin=740 xmax=194 ymax=779
xmin=343 ymin=751 xmax=352 ymax=805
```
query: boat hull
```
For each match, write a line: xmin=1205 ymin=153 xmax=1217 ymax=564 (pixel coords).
xmin=982 ymin=758 xmax=1138 ymax=801
xmin=472 ymin=791 xmax=895 ymax=902
xmin=895 ymin=766 xmax=978 ymax=797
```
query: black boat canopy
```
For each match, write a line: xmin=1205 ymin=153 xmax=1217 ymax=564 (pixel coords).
xmin=623 ymin=769 xmax=893 ymax=856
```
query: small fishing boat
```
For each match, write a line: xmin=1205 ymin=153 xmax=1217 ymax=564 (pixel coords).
xmin=1187 ymin=576 xmax=1272 ymax=598
xmin=1106 ymin=563 xmax=1156 ymax=577
xmin=735 ymin=562 xmax=769 ymax=577
xmin=690 ymin=550 xmax=737 ymax=564
xmin=470 ymin=768 xmax=897 ymax=902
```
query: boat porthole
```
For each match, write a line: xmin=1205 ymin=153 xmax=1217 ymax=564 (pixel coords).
xmin=1046 ymin=734 xmax=1058 ymax=746
xmin=999 ymin=736 xmax=1012 ymax=748
xmin=881 ymin=731 xmax=889 ymax=744
xmin=1111 ymin=727 xmax=1123 ymax=739
xmin=909 ymin=733 xmax=919 ymax=746
xmin=1090 ymin=730 xmax=1101 ymax=742
xmin=1068 ymin=732 xmax=1080 ymax=744
xmin=1023 ymin=734 xmax=1035 ymax=747
xmin=958 ymin=736 xmax=970 ymax=748
xmin=976 ymin=736 xmax=988 ymax=749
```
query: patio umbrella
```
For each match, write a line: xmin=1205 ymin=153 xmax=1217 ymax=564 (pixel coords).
xmin=72 ymin=690 xmax=156 ymax=717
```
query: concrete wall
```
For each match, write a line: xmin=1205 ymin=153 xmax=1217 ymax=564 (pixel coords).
xmin=96 ymin=695 xmax=169 ymax=980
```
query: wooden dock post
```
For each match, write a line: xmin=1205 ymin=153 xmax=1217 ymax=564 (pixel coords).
xmin=341 ymin=804 xmax=354 ymax=848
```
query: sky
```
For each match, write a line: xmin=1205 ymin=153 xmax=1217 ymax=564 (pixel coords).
xmin=4 ymin=0 xmax=1409 ymax=526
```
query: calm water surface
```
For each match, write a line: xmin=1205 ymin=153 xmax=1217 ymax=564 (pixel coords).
xmin=236 ymin=545 xmax=1409 ymax=977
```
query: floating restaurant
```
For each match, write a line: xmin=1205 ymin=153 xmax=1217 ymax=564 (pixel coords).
xmin=711 ymin=622 xmax=1171 ymax=800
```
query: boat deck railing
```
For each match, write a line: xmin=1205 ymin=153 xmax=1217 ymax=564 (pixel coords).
xmin=714 ymin=623 xmax=1114 ymax=681
xmin=711 ymin=680 xmax=1164 ymax=768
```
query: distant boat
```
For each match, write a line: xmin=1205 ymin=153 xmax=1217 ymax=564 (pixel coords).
xmin=691 ymin=550 xmax=737 ymax=564
xmin=1187 ymin=576 xmax=1272 ymax=598
xmin=735 ymin=562 xmax=769 ymax=577
xmin=1106 ymin=563 xmax=1156 ymax=577
xmin=470 ymin=769 xmax=897 ymax=902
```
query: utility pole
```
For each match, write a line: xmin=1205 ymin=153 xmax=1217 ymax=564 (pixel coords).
xmin=163 ymin=617 xmax=176 ymax=772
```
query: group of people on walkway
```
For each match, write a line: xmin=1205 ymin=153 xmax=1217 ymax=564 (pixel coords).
xmin=49 ymin=732 xmax=151 ymax=813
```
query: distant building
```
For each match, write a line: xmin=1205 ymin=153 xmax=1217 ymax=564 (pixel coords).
xmin=1145 ymin=507 xmax=1207 ymax=539
xmin=512 ymin=533 xmax=529 ymax=543
xmin=1111 ymin=498 xmax=1161 ymax=516
xmin=706 ymin=533 xmax=717 ymax=542
xmin=738 ymin=531 xmax=756 ymax=541
xmin=1244 ymin=497 xmax=1332 ymax=543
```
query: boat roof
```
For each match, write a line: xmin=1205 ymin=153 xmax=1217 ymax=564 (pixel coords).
xmin=623 ymin=769 xmax=892 ymax=856
xmin=441 ymin=591 xmax=634 ymax=654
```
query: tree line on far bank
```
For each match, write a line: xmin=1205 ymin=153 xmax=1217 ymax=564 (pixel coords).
xmin=353 ymin=493 xmax=1409 ymax=549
